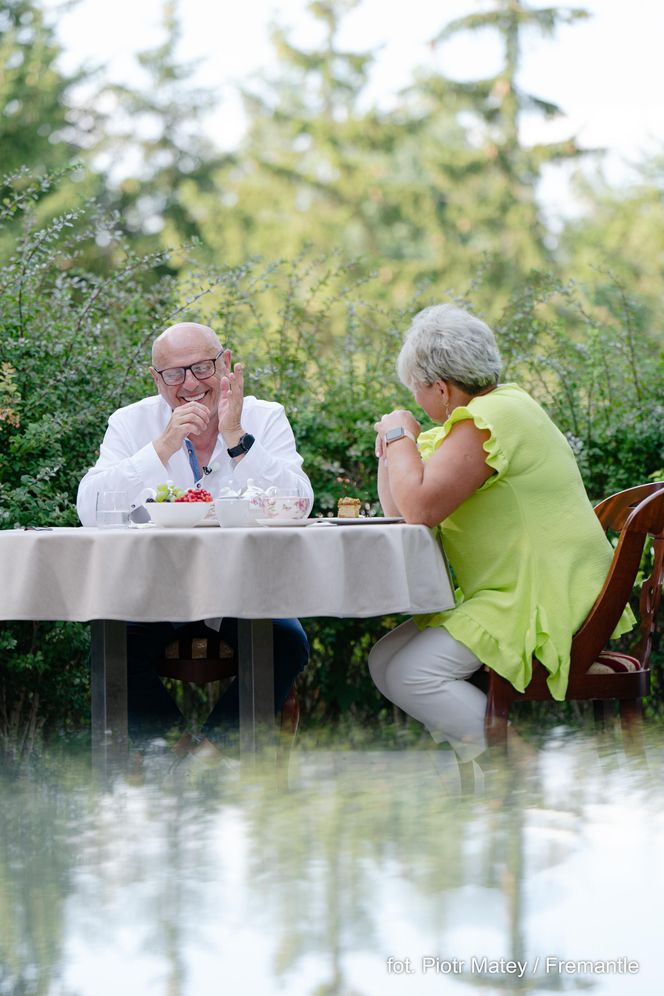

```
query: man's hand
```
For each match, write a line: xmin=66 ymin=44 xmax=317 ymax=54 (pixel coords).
xmin=218 ymin=362 xmax=245 ymax=448
xmin=153 ymin=401 xmax=210 ymax=464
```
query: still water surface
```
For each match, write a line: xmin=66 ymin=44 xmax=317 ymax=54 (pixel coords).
xmin=1 ymin=730 xmax=662 ymax=995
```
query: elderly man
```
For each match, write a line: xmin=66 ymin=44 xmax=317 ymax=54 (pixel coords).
xmin=77 ymin=322 xmax=312 ymax=750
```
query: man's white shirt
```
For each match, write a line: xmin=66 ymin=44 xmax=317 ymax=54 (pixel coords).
xmin=77 ymin=393 xmax=313 ymax=526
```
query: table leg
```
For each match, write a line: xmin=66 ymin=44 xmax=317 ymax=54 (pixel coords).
xmin=90 ymin=619 xmax=128 ymax=773
xmin=237 ymin=619 xmax=274 ymax=758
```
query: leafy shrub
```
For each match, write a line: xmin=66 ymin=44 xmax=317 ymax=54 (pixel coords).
xmin=0 ymin=172 xmax=184 ymax=741
xmin=0 ymin=180 xmax=411 ymax=738
xmin=492 ymin=269 xmax=664 ymax=499
xmin=1 ymin=172 xmax=662 ymax=744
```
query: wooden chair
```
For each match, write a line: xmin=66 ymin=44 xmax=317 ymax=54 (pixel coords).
xmin=156 ymin=631 xmax=301 ymax=754
xmin=484 ymin=482 xmax=664 ymax=751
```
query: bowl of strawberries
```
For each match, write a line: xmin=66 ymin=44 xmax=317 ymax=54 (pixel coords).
xmin=145 ymin=482 xmax=214 ymax=527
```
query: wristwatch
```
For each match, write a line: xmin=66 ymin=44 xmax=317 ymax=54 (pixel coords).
xmin=384 ymin=426 xmax=416 ymax=446
xmin=227 ymin=432 xmax=255 ymax=458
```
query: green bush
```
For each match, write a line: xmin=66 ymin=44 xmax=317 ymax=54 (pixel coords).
xmin=493 ymin=270 xmax=664 ymax=499
xmin=1 ymin=173 xmax=662 ymax=744
xmin=0 ymin=180 xmax=412 ymax=739
xmin=0 ymin=172 xmax=184 ymax=742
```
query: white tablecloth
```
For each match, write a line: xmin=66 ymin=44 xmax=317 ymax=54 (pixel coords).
xmin=1 ymin=524 xmax=455 ymax=622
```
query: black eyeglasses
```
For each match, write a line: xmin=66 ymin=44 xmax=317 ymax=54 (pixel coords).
xmin=154 ymin=349 xmax=224 ymax=387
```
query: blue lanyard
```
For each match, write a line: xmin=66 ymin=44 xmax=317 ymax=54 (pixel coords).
xmin=184 ymin=439 xmax=202 ymax=485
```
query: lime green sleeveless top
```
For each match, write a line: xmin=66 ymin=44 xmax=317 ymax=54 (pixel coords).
xmin=415 ymin=383 xmax=635 ymax=700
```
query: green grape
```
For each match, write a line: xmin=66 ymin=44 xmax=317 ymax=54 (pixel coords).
xmin=155 ymin=480 xmax=185 ymax=502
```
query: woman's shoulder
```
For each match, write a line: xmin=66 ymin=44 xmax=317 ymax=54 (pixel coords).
xmin=469 ymin=383 xmax=554 ymax=431
xmin=416 ymin=386 xmax=526 ymax=458
xmin=470 ymin=383 xmax=533 ymax=408
xmin=418 ymin=384 xmax=556 ymax=462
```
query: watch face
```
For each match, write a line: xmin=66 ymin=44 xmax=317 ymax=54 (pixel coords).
xmin=385 ymin=428 xmax=405 ymax=443
xmin=227 ymin=433 xmax=255 ymax=457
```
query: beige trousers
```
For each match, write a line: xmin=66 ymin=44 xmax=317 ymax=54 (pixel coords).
xmin=368 ymin=619 xmax=487 ymax=762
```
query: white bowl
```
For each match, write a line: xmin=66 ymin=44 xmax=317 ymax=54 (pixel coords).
xmin=146 ymin=501 xmax=212 ymax=528
xmin=214 ymin=496 xmax=262 ymax=528
xmin=257 ymin=494 xmax=311 ymax=520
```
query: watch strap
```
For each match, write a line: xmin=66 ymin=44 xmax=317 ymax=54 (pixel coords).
xmin=227 ymin=432 xmax=255 ymax=458
xmin=384 ymin=426 xmax=416 ymax=446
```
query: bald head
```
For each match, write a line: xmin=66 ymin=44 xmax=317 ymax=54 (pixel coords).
xmin=149 ymin=321 xmax=229 ymax=416
xmin=152 ymin=323 xmax=222 ymax=367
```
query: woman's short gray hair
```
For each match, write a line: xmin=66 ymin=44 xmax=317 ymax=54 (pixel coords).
xmin=396 ymin=304 xmax=502 ymax=394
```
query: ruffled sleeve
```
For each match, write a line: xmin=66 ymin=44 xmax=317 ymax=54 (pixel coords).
xmin=417 ymin=406 xmax=509 ymax=490
xmin=416 ymin=425 xmax=446 ymax=463
xmin=444 ymin=405 xmax=509 ymax=490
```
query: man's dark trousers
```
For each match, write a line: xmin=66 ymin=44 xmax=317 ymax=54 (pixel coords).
xmin=125 ymin=617 xmax=309 ymax=742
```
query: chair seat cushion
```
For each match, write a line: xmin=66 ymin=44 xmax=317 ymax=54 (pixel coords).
xmin=587 ymin=650 xmax=642 ymax=675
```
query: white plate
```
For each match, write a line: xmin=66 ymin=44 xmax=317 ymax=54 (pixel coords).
xmin=256 ymin=518 xmax=312 ymax=528
xmin=325 ymin=516 xmax=404 ymax=525
xmin=257 ymin=516 xmax=405 ymax=528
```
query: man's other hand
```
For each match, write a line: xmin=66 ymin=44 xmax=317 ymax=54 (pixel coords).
xmin=153 ymin=401 xmax=210 ymax=464
xmin=218 ymin=362 xmax=245 ymax=446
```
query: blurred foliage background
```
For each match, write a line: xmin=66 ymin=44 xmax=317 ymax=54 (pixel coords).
xmin=0 ymin=0 xmax=662 ymax=748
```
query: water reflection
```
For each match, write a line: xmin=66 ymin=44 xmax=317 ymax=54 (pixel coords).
xmin=0 ymin=731 xmax=662 ymax=995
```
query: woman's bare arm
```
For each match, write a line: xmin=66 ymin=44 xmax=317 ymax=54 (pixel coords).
xmin=382 ymin=419 xmax=493 ymax=526
xmin=377 ymin=447 xmax=401 ymax=516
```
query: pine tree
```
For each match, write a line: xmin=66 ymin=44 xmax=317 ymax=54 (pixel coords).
xmin=0 ymin=0 xmax=92 ymax=177
xmin=195 ymin=0 xmax=386 ymax=264
xmin=560 ymin=152 xmax=664 ymax=324
xmin=196 ymin=0 xmax=595 ymax=317
xmin=0 ymin=0 xmax=108 ymax=266
xmin=100 ymin=0 xmax=227 ymax=256
xmin=416 ymin=0 xmax=590 ymax=293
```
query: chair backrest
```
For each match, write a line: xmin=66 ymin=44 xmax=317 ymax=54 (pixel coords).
xmin=157 ymin=634 xmax=237 ymax=685
xmin=570 ymin=482 xmax=664 ymax=674
xmin=593 ymin=481 xmax=664 ymax=532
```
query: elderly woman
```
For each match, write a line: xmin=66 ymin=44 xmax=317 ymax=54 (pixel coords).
xmin=370 ymin=304 xmax=633 ymax=769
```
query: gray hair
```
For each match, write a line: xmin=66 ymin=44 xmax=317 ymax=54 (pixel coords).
xmin=396 ymin=304 xmax=502 ymax=393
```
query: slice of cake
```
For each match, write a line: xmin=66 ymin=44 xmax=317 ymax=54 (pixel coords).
xmin=337 ymin=497 xmax=361 ymax=519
